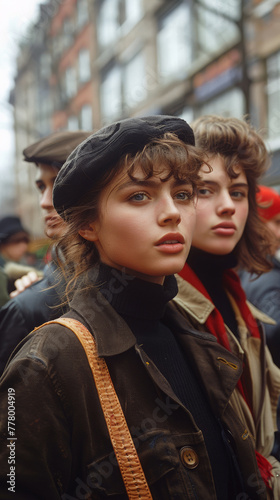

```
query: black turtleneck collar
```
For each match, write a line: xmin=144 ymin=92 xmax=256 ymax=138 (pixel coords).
xmin=187 ymin=247 xmax=238 ymax=287
xmin=95 ymin=263 xmax=178 ymax=321
xmin=187 ymin=247 xmax=239 ymax=337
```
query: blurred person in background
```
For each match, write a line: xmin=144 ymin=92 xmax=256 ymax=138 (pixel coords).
xmin=240 ymin=185 xmax=280 ymax=367
xmin=0 ymin=215 xmax=31 ymax=303
xmin=0 ymin=130 xmax=92 ymax=375
xmin=0 ymin=269 xmax=9 ymax=307
xmin=0 ymin=215 xmax=29 ymax=267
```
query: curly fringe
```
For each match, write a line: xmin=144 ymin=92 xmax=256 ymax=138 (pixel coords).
xmin=191 ymin=115 xmax=273 ymax=274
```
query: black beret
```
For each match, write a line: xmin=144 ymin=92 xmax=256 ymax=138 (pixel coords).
xmin=53 ymin=115 xmax=194 ymax=216
xmin=0 ymin=216 xmax=29 ymax=245
xmin=23 ymin=130 xmax=92 ymax=169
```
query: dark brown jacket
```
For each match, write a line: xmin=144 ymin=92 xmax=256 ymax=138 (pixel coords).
xmin=0 ymin=285 xmax=266 ymax=499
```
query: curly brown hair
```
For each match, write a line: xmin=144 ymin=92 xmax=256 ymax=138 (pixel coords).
xmin=191 ymin=115 xmax=273 ymax=274
xmin=56 ymin=132 xmax=206 ymax=301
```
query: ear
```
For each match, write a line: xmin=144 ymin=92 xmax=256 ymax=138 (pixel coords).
xmin=79 ymin=222 xmax=99 ymax=242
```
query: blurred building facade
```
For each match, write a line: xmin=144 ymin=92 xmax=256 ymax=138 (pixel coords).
xmin=8 ymin=0 xmax=280 ymax=237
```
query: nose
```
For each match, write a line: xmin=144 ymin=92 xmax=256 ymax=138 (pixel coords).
xmin=40 ymin=187 xmax=53 ymax=210
xmin=216 ymin=191 xmax=236 ymax=216
xmin=158 ymin=196 xmax=181 ymax=226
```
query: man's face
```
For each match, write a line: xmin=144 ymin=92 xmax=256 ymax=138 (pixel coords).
xmin=35 ymin=164 xmax=67 ymax=239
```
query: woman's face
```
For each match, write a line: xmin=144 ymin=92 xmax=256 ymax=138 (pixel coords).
xmin=266 ymin=214 xmax=280 ymax=253
xmin=191 ymin=155 xmax=249 ymax=255
xmin=79 ymin=164 xmax=197 ymax=284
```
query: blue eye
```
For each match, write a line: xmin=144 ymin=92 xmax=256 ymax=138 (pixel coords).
xmin=36 ymin=183 xmax=46 ymax=193
xmin=231 ymin=191 xmax=246 ymax=199
xmin=175 ymin=191 xmax=193 ymax=201
xmin=129 ymin=192 xmax=148 ymax=201
xmin=198 ymin=188 xmax=211 ymax=196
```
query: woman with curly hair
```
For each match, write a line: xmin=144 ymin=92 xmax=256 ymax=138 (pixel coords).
xmin=175 ymin=115 xmax=280 ymax=498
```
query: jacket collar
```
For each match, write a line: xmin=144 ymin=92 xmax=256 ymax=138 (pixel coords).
xmin=69 ymin=285 xmax=137 ymax=357
xmin=68 ymin=278 xmax=243 ymax=415
xmin=174 ymin=275 xmax=215 ymax=323
xmin=246 ymin=301 xmax=276 ymax=325
xmin=69 ymin=276 xmax=217 ymax=357
xmin=174 ymin=274 xmax=275 ymax=326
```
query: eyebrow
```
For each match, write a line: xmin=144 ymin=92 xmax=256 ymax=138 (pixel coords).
xmin=117 ymin=178 xmax=191 ymax=191
xmin=200 ymin=180 xmax=249 ymax=189
xmin=35 ymin=176 xmax=57 ymax=184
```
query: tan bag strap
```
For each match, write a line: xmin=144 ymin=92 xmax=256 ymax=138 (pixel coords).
xmin=35 ymin=318 xmax=153 ymax=499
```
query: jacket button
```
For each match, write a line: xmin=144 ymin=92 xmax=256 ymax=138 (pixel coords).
xmin=180 ymin=447 xmax=199 ymax=469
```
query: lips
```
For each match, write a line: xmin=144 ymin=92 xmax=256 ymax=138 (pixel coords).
xmin=212 ymin=221 xmax=236 ymax=236
xmin=156 ymin=233 xmax=185 ymax=246
xmin=212 ymin=222 xmax=236 ymax=230
xmin=45 ymin=215 xmax=61 ymax=226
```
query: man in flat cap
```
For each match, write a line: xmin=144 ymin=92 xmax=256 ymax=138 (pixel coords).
xmin=0 ymin=130 xmax=92 ymax=375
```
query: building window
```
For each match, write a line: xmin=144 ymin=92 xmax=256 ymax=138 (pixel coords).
xmin=196 ymin=0 xmax=240 ymax=57
xmin=121 ymin=0 xmax=142 ymax=29
xmin=97 ymin=0 xmax=142 ymax=47
xmin=65 ymin=66 xmax=77 ymax=99
xmin=67 ymin=116 xmax=79 ymax=130
xmin=63 ymin=17 xmax=74 ymax=50
xmin=198 ymin=88 xmax=245 ymax=117
xmin=123 ymin=52 xmax=146 ymax=109
xmin=77 ymin=0 xmax=88 ymax=29
xmin=178 ymin=107 xmax=194 ymax=124
xmin=78 ymin=49 xmax=91 ymax=84
xmin=52 ymin=33 xmax=64 ymax=61
xmin=80 ymin=104 xmax=92 ymax=130
xmin=97 ymin=0 xmax=119 ymax=47
xmin=100 ymin=65 xmax=122 ymax=122
xmin=40 ymin=53 xmax=51 ymax=80
xmin=157 ymin=2 xmax=192 ymax=82
xmin=267 ymin=51 xmax=280 ymax=139
xmin=37 ymin=88 xmax=52 ymax=136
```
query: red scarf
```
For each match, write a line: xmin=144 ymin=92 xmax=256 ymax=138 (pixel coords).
xmin=178 ymin=263 xmax=273 ymax=489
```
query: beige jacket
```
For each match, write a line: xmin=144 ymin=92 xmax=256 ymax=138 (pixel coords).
xmin=174 ymin=275 xmax=280 ymax=499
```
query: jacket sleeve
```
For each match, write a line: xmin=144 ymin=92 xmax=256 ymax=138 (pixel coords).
xmin=0 ymin=270 xmax=9 ymax=308
xmin=253 ymin=289 xmax=280 ymax=368
xmin=0 ymin=351 xmax=72 ymax=499
xmin=0 ymin=301 xmax=30 ymax=377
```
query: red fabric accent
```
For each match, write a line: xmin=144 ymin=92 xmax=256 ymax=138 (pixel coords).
xmin=179 ymin=263 xmax=260 ymax=345
xmin=223 ymin=269 xmax=260 ymax=340
xmin=179 ymin=263 xmax=231 ymax=350
xmin=178 ymin=263 xmax=261 ymax=403
xmin=257 ymin=185 xmax=280 ymax=221
xmin=255 ymin=451 xmax=273 ymax=490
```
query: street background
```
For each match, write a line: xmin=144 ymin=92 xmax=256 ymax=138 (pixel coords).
xmin=0 ymin=0 xmax=43 ymax=193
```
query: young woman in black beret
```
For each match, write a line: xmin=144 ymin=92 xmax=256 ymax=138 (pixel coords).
xmin=0 ymin=116 xmax=267 ymax=499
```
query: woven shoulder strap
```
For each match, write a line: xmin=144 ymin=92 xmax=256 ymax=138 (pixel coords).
xmin=35 ymin=317 xmax=152 ymax=500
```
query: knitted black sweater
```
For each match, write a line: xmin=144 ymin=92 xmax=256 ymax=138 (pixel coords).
xmin=96 ymin=263 xmax=238 ymax=499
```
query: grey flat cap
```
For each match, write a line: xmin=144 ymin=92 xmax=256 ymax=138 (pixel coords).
xmin=23 ymin=130 xmax=93 ymax=169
